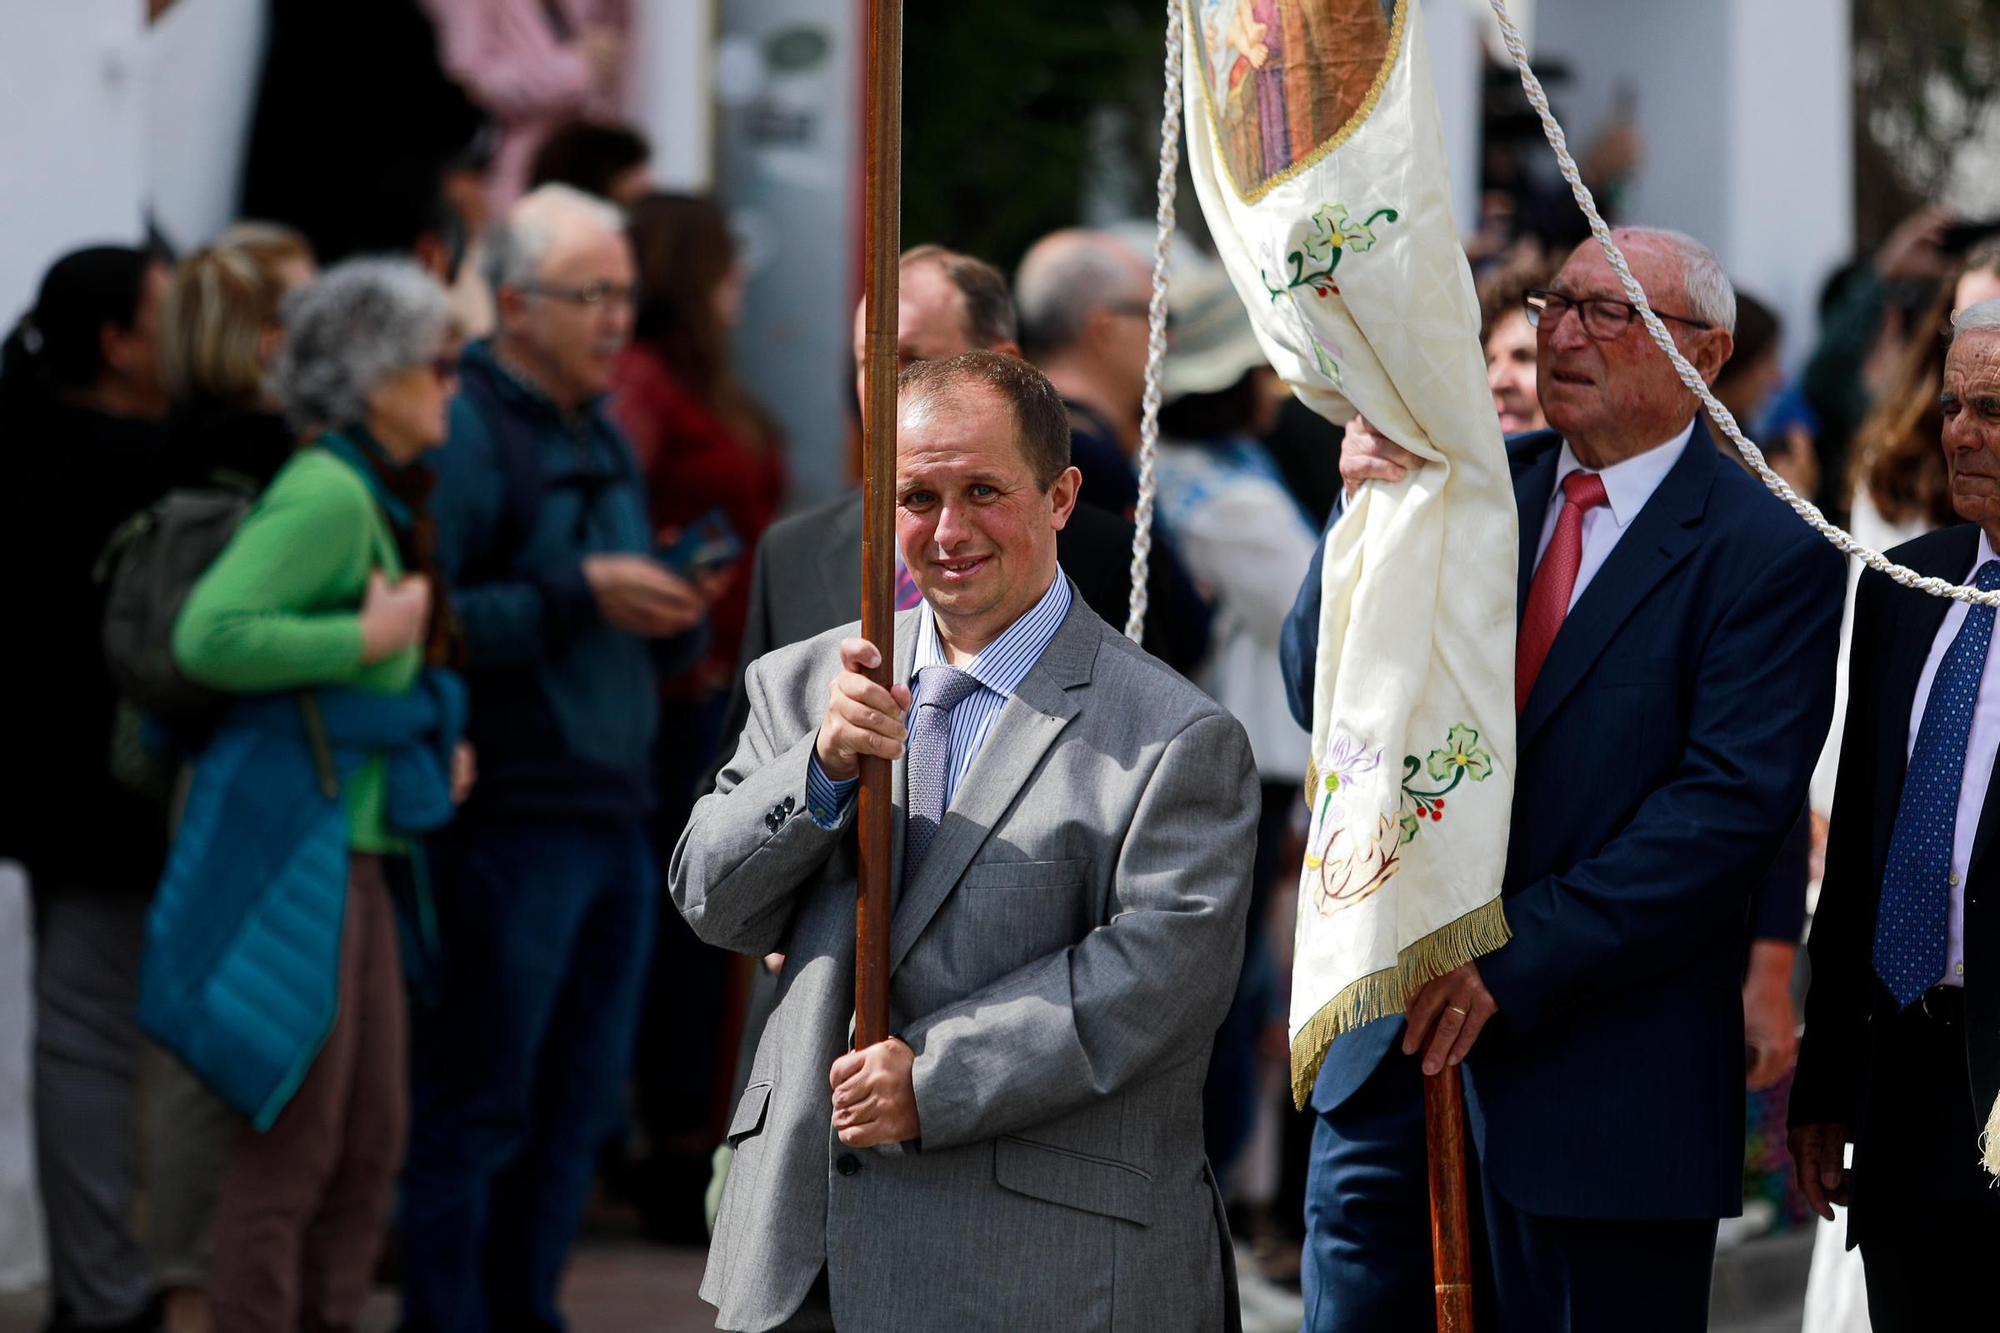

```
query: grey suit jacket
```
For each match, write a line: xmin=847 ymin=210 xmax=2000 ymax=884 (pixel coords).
xmin=672 ymin=594 xmax=1257 ymax=1332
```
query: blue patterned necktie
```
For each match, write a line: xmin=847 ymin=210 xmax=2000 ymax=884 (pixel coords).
xmin=1874 ymin=559 xmax=2000 ymax=1007
xmin=903 ymin=665 xmax=982 ymax=892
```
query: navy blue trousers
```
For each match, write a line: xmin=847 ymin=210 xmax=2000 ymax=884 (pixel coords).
xmin=401 ymin=817 xmax=657 ymax=1333
xmin=1301 ymin=1031 xmax=1715 ymax=1333
xmin=1301 ymin=1030 xmax=1463 ymax=1333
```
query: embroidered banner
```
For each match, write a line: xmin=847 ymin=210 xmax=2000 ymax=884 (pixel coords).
xmin=1183 ymin=0 xmax=1520 ymax=1104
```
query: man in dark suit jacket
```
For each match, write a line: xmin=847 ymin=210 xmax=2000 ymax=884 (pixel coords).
xmin=1790 ymin=304 xmax=2000 ymax=1332
xmin=1281 ymin=229 xmax=1844 ymax=1331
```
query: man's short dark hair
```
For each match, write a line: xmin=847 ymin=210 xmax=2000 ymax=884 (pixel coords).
xmin=898 ymin=350 xmax=1071 ymax=489
xmin=901 ymin=244 xmax=1017 ymax=350
xmin=529 ymin=121 xmax=652 ymax=201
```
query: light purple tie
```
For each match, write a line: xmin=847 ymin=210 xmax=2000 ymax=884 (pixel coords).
xmin=903 ymin=665 xmax=982 ymax=891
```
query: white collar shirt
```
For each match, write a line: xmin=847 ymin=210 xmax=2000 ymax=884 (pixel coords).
xmin=805 ymin=570 xmax=1072 ymax=825
xmin=906 ymin=570 xmax=1073 ymax=812
xmin=1535 ymin=418 xmax=1696 ymax=610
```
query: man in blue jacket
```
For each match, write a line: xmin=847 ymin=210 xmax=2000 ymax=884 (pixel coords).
xmin=1281 ymin=229 xmax=1843 ymax=1331
xmin=404 ymin=184 xmax=709 ymax=1333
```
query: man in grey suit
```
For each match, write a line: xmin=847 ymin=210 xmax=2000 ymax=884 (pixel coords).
xmin=672 ymin=350 xmax=1258 ymax=1332
xmin=719 ymin=244 xmax=1211 ymax=765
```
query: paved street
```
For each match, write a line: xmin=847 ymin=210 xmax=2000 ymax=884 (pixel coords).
xmin=0 ymin=1223 xmax=1818 ymax=1333
xmin=1711 ymin=1228 xmax=1816 ymax=1333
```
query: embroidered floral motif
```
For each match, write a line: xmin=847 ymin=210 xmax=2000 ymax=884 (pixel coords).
xmin=1318 ymin=728 xmax=1381 ymax=796
xmin=1261 ymin=204 xmax=1401 ymax=301
xmin=1304 ymin=729 xmax=1395 ymax=914
xmin=1305 ymin=809 xmax=1403 ymax=916
xmin=1256 ymin=203 xmax=1398 ymax=390
xmin=1304 ymin=721 xmax=1494 ymax=915
xmin=1398 ymin=722 xmax=1494 ymax=845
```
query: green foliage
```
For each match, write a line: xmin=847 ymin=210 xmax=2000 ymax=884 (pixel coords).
xmin=1854 ymin=0 xmax=2000 ymax=228
xmin=901 ymin=1 xmax=1164 ymax=271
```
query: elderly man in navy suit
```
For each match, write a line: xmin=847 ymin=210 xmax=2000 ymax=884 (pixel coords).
xmin=1790 ymin=300 xmax=2000 ymax=1332
xmin=1281 ymin=228 xmax=1845 ymax=1331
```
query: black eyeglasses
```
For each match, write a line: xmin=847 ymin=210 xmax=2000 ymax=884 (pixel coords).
xmin=518 ymin=280 xmax=639 ymax=310
xmin=1524 ymin=288 xmax=1713 ymax=342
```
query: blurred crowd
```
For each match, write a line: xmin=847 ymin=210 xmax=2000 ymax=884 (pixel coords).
xmin=0 ymin=5 xmax=1991 ymax=1333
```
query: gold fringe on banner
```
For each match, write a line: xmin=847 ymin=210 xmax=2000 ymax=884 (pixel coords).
xmin=1289 ymin=895 xmax=1512 ymax=1108
xmin=1983 ymin=1091 xmax=2000 ymax=1180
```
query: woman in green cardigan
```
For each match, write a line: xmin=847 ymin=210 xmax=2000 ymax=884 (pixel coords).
xmin=171 ymin=258 xmax=470 ymax=1333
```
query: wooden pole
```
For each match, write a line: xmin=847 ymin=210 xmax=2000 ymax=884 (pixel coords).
xmin=853 ymin=0 xmax=902 ymax=1051
xmin=1424 ymin=1069 xmax=1475 ymax=1331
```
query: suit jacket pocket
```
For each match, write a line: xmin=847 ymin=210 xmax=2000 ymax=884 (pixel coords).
xmin=958 ymin=857 xmax=1089 ymax=890
xmin=994 ymin=1134 xmax=1154 ymax=1226
xmin=726 ymin=1080 xmax=772 ymax=1146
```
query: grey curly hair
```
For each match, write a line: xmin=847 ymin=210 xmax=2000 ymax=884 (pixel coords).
xmin=273 ymin=258 xmax=452 ymax=430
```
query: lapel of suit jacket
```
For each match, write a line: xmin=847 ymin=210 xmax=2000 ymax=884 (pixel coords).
xmin=886 ymin=596 xmax=1095 ymax=975
xmin=1874 ymin=532 xmax=1963 ymax=826
xmin=1886 ymin=528 xmax=2000 ymax=873
xmin=821 ymin=493 xmax=865 ymax=620
xmin=1863 ymin=541 xmax=1958 ymax=883
xmin=1512 ymin=436 xmax=1560 ymax=617
xmin=1516 ymin=421 xmax=1715 ymax=746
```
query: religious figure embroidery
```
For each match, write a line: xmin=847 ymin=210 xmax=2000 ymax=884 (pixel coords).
xmin=1190 ymin=0 xmax=1402 ymax=201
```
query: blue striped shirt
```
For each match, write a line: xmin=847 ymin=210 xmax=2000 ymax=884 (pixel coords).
xmin=806 ymin=571 xmax=1075 ymax=826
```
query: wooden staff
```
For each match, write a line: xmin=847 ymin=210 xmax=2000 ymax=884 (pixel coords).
xmin=1424 ymin=1069 xmax=1475 ymax=1330
xmin=853 ymin=0 xmax=903 ymax=1050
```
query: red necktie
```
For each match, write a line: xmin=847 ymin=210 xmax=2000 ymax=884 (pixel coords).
xmin=1516 ymin=470 xmax=1609 ymax=714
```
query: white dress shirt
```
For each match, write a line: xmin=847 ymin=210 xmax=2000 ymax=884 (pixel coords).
xmin=1534 ymin=419 xmax=1696 ymax=607
xmin=1904 ymin=531 xmax=2000 ymax=988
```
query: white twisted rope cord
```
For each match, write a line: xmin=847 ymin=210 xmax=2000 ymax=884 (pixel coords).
xmin=1488 ymin=0 xmax=2000 ymax=607
xmin=1126 ymin=0 xmax=1185 ymax=642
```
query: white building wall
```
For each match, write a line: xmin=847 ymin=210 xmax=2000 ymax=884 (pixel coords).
xmin=630 ymin=0 xmax=719 ymax=191
xmin=714 ymin=0 xmax=860 ymax=507
xmin=1430 ymin=0 xmax=1486 ymax=237
xmin=1530 ymin=0 xmax=1733 ymax=251
xmin=0 ymin=1 xmax=149 ymax=324
xmin=0 ymin=0 xmax=271 ymax=319
xmin=146 ymin=0 xmax=268 ymax=253
xmin=1525 ymin=0 xmax=1852 ymax=372
xmin=1719 ymin=0 xmax=1851 ymax=370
